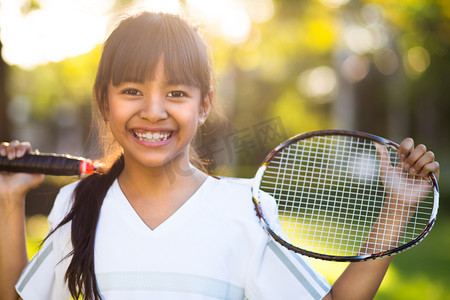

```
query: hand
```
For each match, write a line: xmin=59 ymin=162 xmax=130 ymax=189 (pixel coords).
xmin=375 ymin=138 xmax=439 ymax=207
xmin=360 ymin=139 xmax=439 ymax=254
xmin=399 ymin=138 xmax=439 ymax=180
xmin=0 ymin=141 xmax=44 ymax=208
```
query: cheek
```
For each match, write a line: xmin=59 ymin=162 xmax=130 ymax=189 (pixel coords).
xmin=106 ymin=102 xmax=132 ymax=136
xmin=178 ymin=105 xmax=202 ymax=130
xmin=107 ymin=98 xmax=135 ymax=123
xmin=107 ymin=107 xmax=122 ymax=129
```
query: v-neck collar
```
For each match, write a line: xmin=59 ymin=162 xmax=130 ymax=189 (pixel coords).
xmin=110 ymin=176 xmax=216 ymax=236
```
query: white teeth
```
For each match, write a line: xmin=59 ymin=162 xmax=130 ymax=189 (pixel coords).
xmin=134 ymin=131 xmax=171 ymax=142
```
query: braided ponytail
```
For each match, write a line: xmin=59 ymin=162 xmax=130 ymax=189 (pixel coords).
xmin=47 ymin=155 xmax=124 ymax=300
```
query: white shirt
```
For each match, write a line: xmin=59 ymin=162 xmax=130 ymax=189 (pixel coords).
xmin=16 ymin=176 xmax=330 ymax=299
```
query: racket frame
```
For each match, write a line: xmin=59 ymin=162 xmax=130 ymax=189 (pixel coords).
xmin=252 ymin=129 xmax=439 ymax=262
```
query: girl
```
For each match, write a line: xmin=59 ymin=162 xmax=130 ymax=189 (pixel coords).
xmin=0 ymin=11 xmax=440 ymax=300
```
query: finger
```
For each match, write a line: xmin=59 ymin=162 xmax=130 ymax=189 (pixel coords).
xmin=374 ymin=143 xmax=393 ymax=181
xmin=15 ymin=142 xmax=32 ymax=158
xmin=29 ymin=173 xmax=45 ymax=189
xmin=419 ymin=161 xmax=440 ymax=180
xmin=404 ymin=144 xmax=427 ymax=172
xmin=2 ymin=140 xmax=33 ymax=160
xmin=398 ymin=137 xmax=414 ymax=162
xmin=409 ymin=150 xmax=434 ymax=176
xmin=374 ymin=142 xmax=391 ymax=167
xmin=0 ymin=142 xmax=9 ymax=156
xmin=6 ymin=140 xmax=20 ymax=160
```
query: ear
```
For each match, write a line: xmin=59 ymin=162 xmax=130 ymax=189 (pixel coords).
xmin=198 ymin=89 xmax=213 ymax=125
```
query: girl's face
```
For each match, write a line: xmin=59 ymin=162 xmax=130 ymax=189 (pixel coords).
xmin=106 ymin=62 xmax=210 ymax=172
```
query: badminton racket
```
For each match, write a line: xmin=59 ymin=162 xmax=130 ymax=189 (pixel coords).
xmin=252 ymin=130 xmax=439 ymax=262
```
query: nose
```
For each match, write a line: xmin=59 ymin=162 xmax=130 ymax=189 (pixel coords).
xmin=138 ymin=95 xmax=168 ymax=122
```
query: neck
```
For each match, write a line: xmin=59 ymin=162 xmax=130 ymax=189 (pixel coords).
xmin=117 ymin=155 xmax=208 ymax=204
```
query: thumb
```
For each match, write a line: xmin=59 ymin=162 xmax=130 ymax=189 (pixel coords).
xmin=29 ymin=173 xmax=45 ymax=189
xmin=374 ymin=142 xmax=391 ymax=168
xmin=374 ymin=142 xmax=392 ymax=180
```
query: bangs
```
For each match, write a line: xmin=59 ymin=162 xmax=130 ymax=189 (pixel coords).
xmin=106 ymin=13 xmax=210 ymax=93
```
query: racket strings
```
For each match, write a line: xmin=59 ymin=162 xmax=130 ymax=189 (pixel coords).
xmin=259 ymin=135 xmax=435 ymax=257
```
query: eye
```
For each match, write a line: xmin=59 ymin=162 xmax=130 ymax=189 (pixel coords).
xmin=167 ymin=91 xmax=186 ymax=98
xmin=121 ymin=88 xmax=143 ymax=96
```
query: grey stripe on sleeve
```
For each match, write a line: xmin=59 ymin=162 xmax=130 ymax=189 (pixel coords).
xmin=289 ymin=248 xmax=330 ymax=291
xmin=17 ymin=241 xmax=54 ymax=292
xmin=268 ymin=240 xmax=326 ymax=299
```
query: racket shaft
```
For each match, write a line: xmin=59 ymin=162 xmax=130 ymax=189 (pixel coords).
xmin=0 ymin=153 xmax=94 ymax=176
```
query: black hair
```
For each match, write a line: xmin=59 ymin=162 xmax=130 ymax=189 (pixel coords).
xmin=47 ymin=11 xmax=215 ymax=300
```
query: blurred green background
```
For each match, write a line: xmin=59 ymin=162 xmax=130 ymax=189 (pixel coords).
xmin=1 ymin=0 xmax=449 ymax=299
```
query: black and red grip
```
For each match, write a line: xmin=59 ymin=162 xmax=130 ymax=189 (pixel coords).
xmin=0 ymin=153 xmax=96 ymax=176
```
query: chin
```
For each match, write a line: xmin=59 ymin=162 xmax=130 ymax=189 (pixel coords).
xmin=127 ymin=151 xmax=190 ymax=172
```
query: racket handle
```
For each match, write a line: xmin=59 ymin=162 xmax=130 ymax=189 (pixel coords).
xmin=0 ymin=153 xmax=96 ymax=176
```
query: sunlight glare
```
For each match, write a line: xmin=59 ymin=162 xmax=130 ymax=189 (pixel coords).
xmin=246 ymin=0 xmax=274 ymax=23
xmin=340 ymin=55 xmax=370 ymax=83
xmin=374 ymin=48 xmax=399 ymax=75
xmin=318 ymin=0 xmax=350 ymax=8
xmin=340 ymin=4 xmax=389 ymax=56
xmin=0 ymin=0 xmax=273 ymax=68
xmin=0 ymin=0 xmax=114 ymax=69
xmin=297 ymin=66 xmax=337 ymax=103
xmin=187 ymin=0 xmax=252 ymax=43
xmin=130 ymin=0 xmax=181 ymax=14
xmin=319 ymin=0 xmax=350 ymax=8
xmin=404 ymin=46 xmax=430 ymax=79
xmin=343 ymin=25 xmax=374 ymax=54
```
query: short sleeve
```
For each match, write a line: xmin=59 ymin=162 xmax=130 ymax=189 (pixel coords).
xmin=47 ymin=181 xmax=78 ymax=229
xmin=16 ymin=232 xmax=58 ymax=300
xmin=245 ymin=190 xmax=331 ymax=299
xmin=15 ymin=182 xmax=78 ymax=300
xmin=245 ymin=239 xmax=330 ymax=300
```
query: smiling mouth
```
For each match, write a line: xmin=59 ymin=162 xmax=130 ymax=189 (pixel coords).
xmin=132 ymin=130 xmax=172 ymax=142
